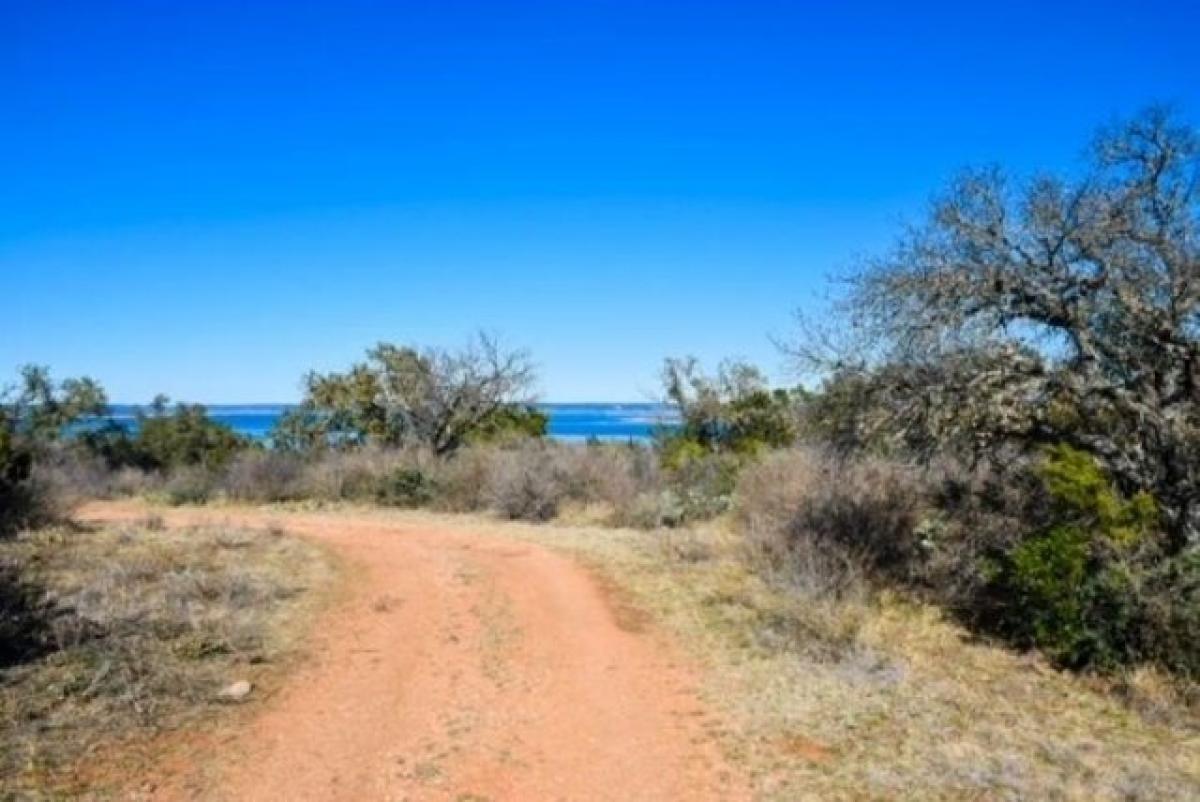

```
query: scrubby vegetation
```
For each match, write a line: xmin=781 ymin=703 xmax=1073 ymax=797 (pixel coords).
xmin=4 ymin=110 xmax=1198 ymax=777
xmin=272 ymin=333 xmax=540 ymax=454
xmin=0 ymin=519 xmax=331 ymax=797
xmin=1 ymin=367 xmax=106 ymax=536
xmin=82 ymin=395 xmax=248 ymax=475
xmin=776 ymin=107 xmax=1200 ymax=680
xmin=489 ymin=512 xmax=1199 ymax=801
xmin=734 ymin=446 xmax=1200 ymax=681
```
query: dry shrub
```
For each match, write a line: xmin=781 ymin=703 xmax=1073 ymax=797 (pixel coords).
xmin=28 ymin=447 xmax=111 ymax=509
xmin=37 ymin=435 xmax=675 ymax=530
xmin=161 ymin=466 xmax=218 ymax=505
xmin=555 ymin=444 xmax=657 ymax=508
xmin=296 ymin=447 xmax=426 ymax=502
xmin=485 ymin=443 xmax=569 ymax=521
xmin=108 ymin=466 xmax=158 ymax=497
xmin=608 ymin=490 xmax=682 ymax=529
xmin=539 ymin=443 xmax=673 ymax=527
xmin=921 ymin=457 xmax=1038 ymax=598
xmin=1114 ymin=666 xmax=1200 ymax=728
xmin=735 ymin=449 xmax=927 ymax=595
xmin=429 ymin=441 xmax=666 ymax=524
xmin=472 ymin=441 xmax=665 ymax=523
xmin=0 ymin=522 xmax=331 ymax=794
xmin=2 ymin=445 xmax=116 ymax=533
xmin=19 ymin=447 xmax=160 ymax=516
xmin=222 ymin=450 xmax=305 ymax=502
xmin=430 ymin=446 xmax=496 ymax=512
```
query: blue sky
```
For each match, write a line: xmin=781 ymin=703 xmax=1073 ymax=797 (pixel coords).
xmin=4 ymin=1 xmax=1197 ymax=402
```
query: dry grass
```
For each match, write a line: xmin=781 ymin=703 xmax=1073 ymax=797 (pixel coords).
xmin=361 ymin=507 xmax=1200 ymax=802
xmin=22 ymin=485 xmax=1197 ymax=799
xmin=0 ymin=520 xmax=334 ymax=799
xmin=99 ymin=441 xmax=674 ymax=527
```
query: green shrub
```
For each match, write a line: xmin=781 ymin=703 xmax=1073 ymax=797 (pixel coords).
xmin=1 ymin=367 xmax=107 ymax=535
xmin=1004 ymin=525 xmax=1092 ymax=661
xmin=133 ymin=399 xmax=247 ymax=471
xmin=981 ymin=445 xmax=1173 ymax=672
xmin=660 ymin=357 xmax=798 ymax=457
xmin=0 ymin=429 xmax=37 ymax=535
xmin=1037 ymin=444 xmax=1158 ymax=547
xmin=468 ymin=405 xmax=549 ymax=445
xmin=375 ymin=468 xmax=436 ymax=508
xmin=83 ymin=397 xmax=248 ymax=474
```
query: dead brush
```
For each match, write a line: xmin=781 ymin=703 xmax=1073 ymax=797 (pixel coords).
xmin=734 ymin=448 xmax=927 ymax=589
xmin=0 ymin=521 xmax=331 ymax=796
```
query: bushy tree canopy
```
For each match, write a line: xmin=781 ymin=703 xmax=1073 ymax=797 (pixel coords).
xmin=277 ymin=334 xmax=539 ymax=455
xmin=661 ymin=357 xmax=798 ymax=456
xmin=796 ymin=108 xmax=1200 ymax=548
xmin=2 ymin=366 xmax=106 ymax=444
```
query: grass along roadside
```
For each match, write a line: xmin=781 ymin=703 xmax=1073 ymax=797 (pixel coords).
xmin=0 ymin=517 xmax=335 ymax=800
xmin=302 ymin=502 xmax=1199 ymax=802
xmin=20 ymin=498 xmax=1197 ymax=801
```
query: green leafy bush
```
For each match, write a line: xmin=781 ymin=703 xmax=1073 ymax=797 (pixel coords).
xmin=84 ymin=396 xmax=248 ymax=474
xmin=1 ymin=366 xmax=107 ymax=535
xmin=131 ymin=399 xmax=248 ymax=471
xmin=375 ymin=468 xmax=437 ymax=507
xmin=468 ymin=405 xmax=549 ymax=444
xmin=0 ymin=427 xmax=37 ymax=535
xmin=660 ymin=357 xmax=798 ymax=457
xmin=984 ymin=445 xmax=1162 ymax=670
xmin=282 ymin=335 xmax=539 ymax=455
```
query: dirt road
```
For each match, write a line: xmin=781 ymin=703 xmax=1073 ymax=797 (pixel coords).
xmin=80 ymin=502 xmax=748 ymax=802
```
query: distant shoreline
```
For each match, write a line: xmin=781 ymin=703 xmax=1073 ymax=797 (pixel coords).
xmin=94 ymin=403 xmax=678 ymax=442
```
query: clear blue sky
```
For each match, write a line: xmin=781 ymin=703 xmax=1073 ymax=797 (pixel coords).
xmin=4 ymin=1 xmax=1197 ymax=402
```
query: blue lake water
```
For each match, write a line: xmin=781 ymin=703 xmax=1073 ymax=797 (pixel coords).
xmin=102 ymin=403 xmax=676 ymax=443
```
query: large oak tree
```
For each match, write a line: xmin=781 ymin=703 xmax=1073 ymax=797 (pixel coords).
xmin=798 ymin=108 xmax=1200 ymax=548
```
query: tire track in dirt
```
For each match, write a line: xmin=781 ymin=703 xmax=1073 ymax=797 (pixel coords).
xmin=80 ymin=502 xmax=749 ymax=802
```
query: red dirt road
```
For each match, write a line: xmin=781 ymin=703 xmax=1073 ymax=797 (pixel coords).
xmin=80 ymin=503 xmax=749 ymax=802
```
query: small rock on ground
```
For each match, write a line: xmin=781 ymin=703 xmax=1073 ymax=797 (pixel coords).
xmin=219 ymin=680 xmax=253 ymax=702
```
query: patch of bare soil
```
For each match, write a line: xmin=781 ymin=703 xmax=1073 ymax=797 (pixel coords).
xmin=79 ymin=501 xmax=748 ymax=802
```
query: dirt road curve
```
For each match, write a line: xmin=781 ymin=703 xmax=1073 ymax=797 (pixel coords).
xmin=80 ymin=502 xmax=749 ymax=802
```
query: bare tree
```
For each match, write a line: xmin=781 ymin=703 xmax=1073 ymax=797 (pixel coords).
xmin=792 ymin=108 xmax=1200 ymax=548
